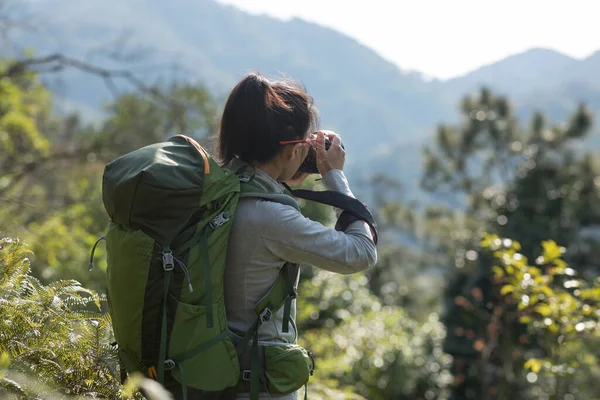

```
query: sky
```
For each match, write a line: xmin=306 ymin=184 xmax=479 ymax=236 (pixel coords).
xmin=217 ymin=0 xmax=600 ymax=80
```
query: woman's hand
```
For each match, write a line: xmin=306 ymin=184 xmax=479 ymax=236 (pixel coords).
xmin=315 ymin=130 xmax=345 ymax=175
xmin=284 ymin=172 xmax=310 ymax=187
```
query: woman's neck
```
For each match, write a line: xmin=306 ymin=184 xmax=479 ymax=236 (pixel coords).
xmin=253 ymin=161 xmax=282 ymax=182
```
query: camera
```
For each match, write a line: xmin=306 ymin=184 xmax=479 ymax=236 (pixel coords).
xmin=297 ymin=133 xmax=345 ymax=174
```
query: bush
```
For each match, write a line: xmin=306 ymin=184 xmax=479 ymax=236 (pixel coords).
xmin=297 ymin=270 xmax=453 ymax=400
xmin=0 ymin=237 xmax=126 ymax=398
xmin=483 ymin=234 xmax=600 ymax=399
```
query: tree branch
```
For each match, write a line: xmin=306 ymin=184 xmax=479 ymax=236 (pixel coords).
xmin=0 ymin=149 xmax=85 ymax=198
xmin=2 ymin=53 xmax=177 ymax=106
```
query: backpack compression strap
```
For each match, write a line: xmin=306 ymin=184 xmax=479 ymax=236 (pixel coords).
xmin=234 ymin=263 xmax=299 ymax=400
xmin=287 ymin=187 xmax=379 ymax=245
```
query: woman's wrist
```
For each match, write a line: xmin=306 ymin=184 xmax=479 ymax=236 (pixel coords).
xmin=321 ymin=169 xmax=354 ymax=198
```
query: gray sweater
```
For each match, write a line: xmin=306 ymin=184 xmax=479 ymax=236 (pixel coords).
xmin=223 ymin=159 xmax=377 ymax=398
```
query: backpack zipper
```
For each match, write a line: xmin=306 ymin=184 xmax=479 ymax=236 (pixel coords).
xmin=174 ymin=256 xmax=194 ymax=293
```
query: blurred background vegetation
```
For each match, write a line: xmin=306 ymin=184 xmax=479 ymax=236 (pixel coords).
xmin=1 ymin=1 xmax=600 ymax=399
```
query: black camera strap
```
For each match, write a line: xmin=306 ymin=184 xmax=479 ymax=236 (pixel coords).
xmin=288 ymin=188 xmax=378 ymax=245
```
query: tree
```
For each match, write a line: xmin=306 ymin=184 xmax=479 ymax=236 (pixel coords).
xmin=421 ymin=87 xmax=599 ymax=399
xmin=1 ymin=53 xmax=222 ymax=290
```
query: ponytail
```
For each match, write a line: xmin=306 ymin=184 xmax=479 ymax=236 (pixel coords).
xmin=217 ymin=72 xmax=318 ymax=166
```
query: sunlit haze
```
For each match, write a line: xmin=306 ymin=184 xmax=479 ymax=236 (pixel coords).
xmin=217 ymin=0 xmax=600 ymax=80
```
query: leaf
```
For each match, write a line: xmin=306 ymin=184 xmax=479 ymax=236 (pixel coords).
xmin=481 ymin=234 xmax=499 ymax=249
xmin=542 ymin=240 xmax=562 ymax=262
xmin=492 ymin=266 xmax=504 ymax=278
xmin=0 ymin=352 xmax=9 ymax=379
xmin=534 ymin=304 xmax=553 ymax=317
xmin=524 ymin=358 xmax=544 ymax=374
xmin=0 ymin=377 xmax=26 ymax=396
xmin=550 ymin=259 xmax=567 ymax=274
xmin=580 ymin=288 xmax=600 ymax=301
xmin=500 ymin=285 xmax=514 ymax=295
xmin=519 ymin=316 xmax=532 ymax=324
xmin=539 ymin=286 xmax=554 ymax=298
xmin=529 ymin=295 xmax=539 ymax=306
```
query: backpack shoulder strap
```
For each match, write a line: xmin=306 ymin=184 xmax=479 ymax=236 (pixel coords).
xmin=240 ymin=187 xmax=301 ymax=212
xmin=235 ymin=165 xmax=301 ymax=211
xmin=288 ymin=187 xmax=379 ymax=245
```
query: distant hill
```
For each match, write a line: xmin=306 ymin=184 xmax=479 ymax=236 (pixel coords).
xmin=7 ymin=0 xmax=600 ymax=203
xmin=8 ymin=0 xmax=454 ymax=156
xmin=443 ymin=48 xmax=578 ymax=96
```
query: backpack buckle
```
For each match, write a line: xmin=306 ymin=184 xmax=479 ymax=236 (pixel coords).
xmin=259 ymin=308 xmax=272 ymax=324
xmin=242 ymin=370 xmax=251 ymax=381
xmin=210 ymin=212 xmax=231 ymax=230
xmin=164 ymin=359 xmax=176 ymax=370
xmin=162 ymin=251 xmax=174 ymax=271
xmin=237 ymin=174 xmax=250 ymax=183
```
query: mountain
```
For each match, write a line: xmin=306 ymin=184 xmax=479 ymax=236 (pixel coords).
xmin=8 ymin=0 xmax=455 ymax=160
xmin=443 ymin=48 xmax=600 ymax=123
xmin=443 ymin=48 xmax=578 ymax=97
xmin=6 ymin=0 xmax=600 ymax=203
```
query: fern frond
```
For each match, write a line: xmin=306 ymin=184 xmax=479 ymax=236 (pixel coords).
xmin=48 ymin=279 xmax=81 ymax=290
xmin=63 ymin=293 xmax=105 ymax=312
xmin=70 ymin=311 xmax=105 ymax=321
xmin=97 ymin=312 xmax=113 ymax=328
xmin=11 ymin=348 xmax=57 ymax=363
xmin=0 ymin=299 xmax=40 ymax=327
xmin=1 ymin=237 xmax=129 ymax=398
xmin=0 ymin=238 xmax=32 ymax=291
xmin=0 ymin=377 xmax=26 ymax=396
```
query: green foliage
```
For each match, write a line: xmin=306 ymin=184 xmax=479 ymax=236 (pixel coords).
xmin=421 ymin=87 xmax=600 ymax=399
xmin=0 ymin=60 xmax=53 ymax=235
xmin=0 ymin=60 xmax=52 ymax=158
xmin=484 ymin=234 xmax=600 ymax=399
xmin=0 ymin=61 xmax=106 ymax=288
xmin=0 ymin=61 xmax=222 ymax=291
xmin=0 ymin=237 xmax=119 ymax=398
xmin=92 ymin=81 xmax=220 ymax=160
xmin=0 ymin=237 xmax=178 ymax=399
xmin=297 ymin=270 xmax=453 ymax=400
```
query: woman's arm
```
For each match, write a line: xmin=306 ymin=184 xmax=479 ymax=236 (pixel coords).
xmin=261 ymin=131 xmax=376 ymax=273
xmin=260 ymin=200 xmax=377 ymax=274
xmin=259 ymin=169 xmax=377 ymax=274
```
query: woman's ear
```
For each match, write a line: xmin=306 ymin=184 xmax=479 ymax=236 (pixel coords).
xmin=283 ymin=143 xmax=303 ymax=161
xmin=279 ymin=144 xmax=295 ymax=162
xmin=279 ymin=142 xmax=308 ymax=165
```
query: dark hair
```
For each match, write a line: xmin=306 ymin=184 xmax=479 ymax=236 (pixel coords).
xmin=217 ymin=72 xmax=318 ymax=166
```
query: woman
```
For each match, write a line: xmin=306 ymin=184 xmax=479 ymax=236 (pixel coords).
xmin=219 ymin=72 xmax=377 ymax=399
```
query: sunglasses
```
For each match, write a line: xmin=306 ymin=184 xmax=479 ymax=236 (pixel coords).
xmin=279 ymin=133 xmax=318 ymax=146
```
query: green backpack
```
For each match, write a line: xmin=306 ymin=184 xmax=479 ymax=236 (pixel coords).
xmin=93 ymin=134 xmax=314 ymax=400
